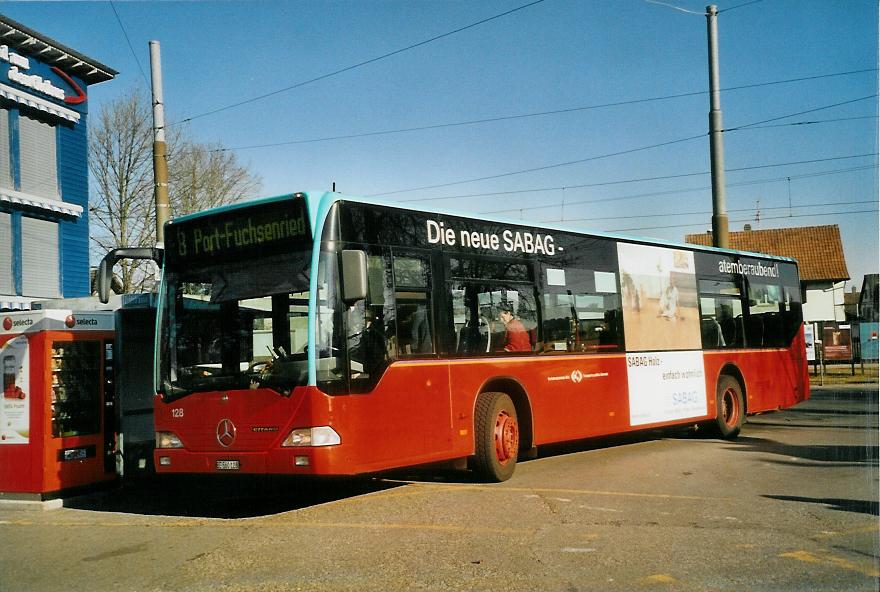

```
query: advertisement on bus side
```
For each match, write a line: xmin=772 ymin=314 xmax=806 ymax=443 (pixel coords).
xmin=617 ymin=243 xmax=701 ymax=352
xmin=626 ymin=350 xmax=707 ymax=426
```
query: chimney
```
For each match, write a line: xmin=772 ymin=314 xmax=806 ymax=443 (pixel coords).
xmin=744 ymin=224 xmax=752 ymax=231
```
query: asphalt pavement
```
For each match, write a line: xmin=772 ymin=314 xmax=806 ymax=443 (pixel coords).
xmin=0 ymin=384 xmax=876 ymax=591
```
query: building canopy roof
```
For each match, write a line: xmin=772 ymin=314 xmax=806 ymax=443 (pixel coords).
xmin=0 ymin=14 xmax=117 ymax=84
xmin=685 ymin=225 xmax=850 ymax=283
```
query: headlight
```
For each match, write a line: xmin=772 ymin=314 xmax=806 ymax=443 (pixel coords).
xmin=281 ymin=426 xmax=341 ymax=447
xmin=155 ymin=431 xmax=184 ymax=448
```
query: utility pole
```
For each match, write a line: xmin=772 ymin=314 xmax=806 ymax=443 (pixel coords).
xmin=149 ymin=40 xmax=171 ymax=246
xmin=706 ymin=5 xmax=729 ymax=249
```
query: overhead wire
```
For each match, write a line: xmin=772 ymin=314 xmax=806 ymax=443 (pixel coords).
xmin=643 ymin=0 xmax=706 ymax=16
xmin=369 ymin=133 xmax=707 ymax=197
xmin=478 ymin=163 xmax=877 ymax=216
xmin=370 ymin=94 xmax=878 ymax=198
xmin=108 ymin=0 xmax=148 ymax=85
xmin=211 ymin=68 xmax=877 ymax=153
xmin=607 ymin=208 xmax=878 ymax=233
xmin=173 ymin=0 xmax=547 ymax=126
xmin=724 ymin=95 xmax=878 ymax=131
xmin=405 ymin=152 xmax=877 ymax=204
xmin=541 ymin=198 xmax=878 ymax=224
xmin=717 ymin=0 xmax=764 ymax=14
xmin=743 ymin=115 xmax=877 ymax=130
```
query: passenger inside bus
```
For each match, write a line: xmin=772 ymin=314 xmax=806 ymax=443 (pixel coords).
xmin=499 ymin=303 xmax=531 ymax=352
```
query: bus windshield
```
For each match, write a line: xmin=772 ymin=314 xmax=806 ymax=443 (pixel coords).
xmin=157 ymin=250 xmax=312 ymax=399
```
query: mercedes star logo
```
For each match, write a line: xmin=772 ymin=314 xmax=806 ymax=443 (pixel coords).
xmin=216 ymin=419 xmax=237 ymax=448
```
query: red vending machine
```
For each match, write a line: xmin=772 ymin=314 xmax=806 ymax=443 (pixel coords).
xmin=0 ymin=310 xmax=116 ymax=500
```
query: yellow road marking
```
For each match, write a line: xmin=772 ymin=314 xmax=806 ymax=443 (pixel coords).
xmin=383 ymin=481 xmax=716 ymax=501
xmin=812 ymin=523 xmax=880 ymax=539
xmin=291 ymin=521 xmax=531 ymax=534
xmin=2 ymin=517 xmax=530 ymax=535
xmin=640 ymin=573 xmax=678 ymax=584
xmin=780 ymin=550 xmax=880 ymax=578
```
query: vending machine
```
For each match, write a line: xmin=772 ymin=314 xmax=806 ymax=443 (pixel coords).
xmin=0 ymin=310 xmax=116 ymax=500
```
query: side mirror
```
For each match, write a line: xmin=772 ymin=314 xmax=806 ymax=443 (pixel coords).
xmin=97 ymin=256 xmax=112 ymax=304
xmin=97 ymin=247 xmax=165 ymax=303
xmin=341 ymin=249 xmax=368 ymax=305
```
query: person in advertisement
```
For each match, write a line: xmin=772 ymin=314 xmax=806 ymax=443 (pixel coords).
xmin=499 ymin=303 xmax=531 ymax=352
xmin=658 ymin=281 xmax=680 ymax=320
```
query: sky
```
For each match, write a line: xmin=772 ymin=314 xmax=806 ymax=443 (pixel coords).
xmin=4 ymin=0 xmax=878 ymax=287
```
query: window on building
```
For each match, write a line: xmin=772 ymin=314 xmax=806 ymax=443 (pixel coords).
xmin=21 ymin=216 xmax=60 ymax=297
xmin=0 ymin=108 xmax=11 ymax=190
xmin=0 ymin=212 xmax=12 ymax=294
xmin=19 ymin=113 xmax=59 ymax=200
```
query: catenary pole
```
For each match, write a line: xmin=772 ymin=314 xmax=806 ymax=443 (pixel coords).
xmin=706 ymin=5 xmax=729 ymax=248
xmin=149 ymin=40 xmax=171 ymax=246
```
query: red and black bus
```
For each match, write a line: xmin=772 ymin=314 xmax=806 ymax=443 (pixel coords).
xmin=101 ymin=191 xmax=809 ymax=481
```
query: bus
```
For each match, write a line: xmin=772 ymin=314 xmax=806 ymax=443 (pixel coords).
xmin=98 ymin=191 xmax=809 ymax=482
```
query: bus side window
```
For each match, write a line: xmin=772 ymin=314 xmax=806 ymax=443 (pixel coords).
xmin=347 ymin=252 xmax=395 ymax=388
xmin=748 ymin=281 xmax=796 ymax=348
xmin=449 ymin=283 xmax=536 ymax=355
xmin=392 ymin=253 xmax=434 ymax=356
xmin=397 ymin=298 xmax=433 ymax=355
xmin=540 ymin=267 xmax=621 ymax=354
xmin=698 ymin=279 xmax=744 ymax=349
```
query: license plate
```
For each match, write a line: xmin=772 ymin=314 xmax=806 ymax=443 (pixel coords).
xmin=216 ymin=460 xmax=240 ymax=470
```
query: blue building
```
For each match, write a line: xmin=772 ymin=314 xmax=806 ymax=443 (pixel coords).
xmin=0 ymin=15 xmax=116 ymax=311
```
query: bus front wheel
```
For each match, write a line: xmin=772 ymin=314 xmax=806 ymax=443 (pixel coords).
xmin=714 ymin=375 xmax=744 ymax=439
xmin=473 ymin=391 xmax=519 ymax=482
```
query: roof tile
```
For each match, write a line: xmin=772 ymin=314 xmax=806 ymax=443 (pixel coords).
xmin=685 ymin=225 xmax=849 ymax=282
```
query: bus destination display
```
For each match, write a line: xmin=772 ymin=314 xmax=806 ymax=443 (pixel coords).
xmin=165 ymin=197 xmax=310 ymax=267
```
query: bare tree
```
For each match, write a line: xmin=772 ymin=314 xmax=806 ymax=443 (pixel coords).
xmin=89 ymin=88 xmax=261 ymax=294
xmin=169 ymin=142 xmax=261 ymax=217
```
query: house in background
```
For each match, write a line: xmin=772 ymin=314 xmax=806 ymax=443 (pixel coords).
xmin=844 ymin=286 xmax=861 ymax=322
xmin=685 ymin=224 xmax=850 ymax=324
xmin=0 ymin=15 xmax=116 ymax=311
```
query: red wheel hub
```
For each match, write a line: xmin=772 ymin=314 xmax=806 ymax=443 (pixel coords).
xmin=494 ymin=410 xmax=519 ymax=465
xmin=722 ymin=388 xmax=739 ymax=427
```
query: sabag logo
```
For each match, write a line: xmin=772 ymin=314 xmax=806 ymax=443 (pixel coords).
xmin=570 ymin=370 xmax=583 ymax=384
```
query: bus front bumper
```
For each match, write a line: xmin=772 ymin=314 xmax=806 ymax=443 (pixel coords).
xmin=153 ymin=447 xmax=352 ymax=475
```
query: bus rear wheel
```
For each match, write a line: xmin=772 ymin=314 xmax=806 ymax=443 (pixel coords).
xmin=714 ymin=375 xmax=744 ymax=439
xmin=473 ymin=392 xmax=519 ymax=482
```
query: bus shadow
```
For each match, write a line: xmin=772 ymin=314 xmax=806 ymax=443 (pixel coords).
xmin=724 ymin=435 xmax=878 ymax=466
xmin=763 ymin=494 xmax=879 ymax=516
xmin=388 ymin=428 xmax=694 ymax=485
xmin=62 ymin=475 xmax=400 ymax=519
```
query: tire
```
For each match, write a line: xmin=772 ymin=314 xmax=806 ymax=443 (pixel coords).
xmin=473 ymin=392 xmax=519 ymax=482
xmin=714 ymin=375 xmax=744 ymax=439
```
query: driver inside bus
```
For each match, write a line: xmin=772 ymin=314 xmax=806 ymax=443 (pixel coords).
xmin=351 ymin=310 xmax=387 ymax=376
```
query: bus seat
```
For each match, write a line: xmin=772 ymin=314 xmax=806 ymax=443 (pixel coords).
xmin=701 ymin=317 xmax=723 ymax=347
xmin=746 ymin=315 xmax=764 ymax=347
